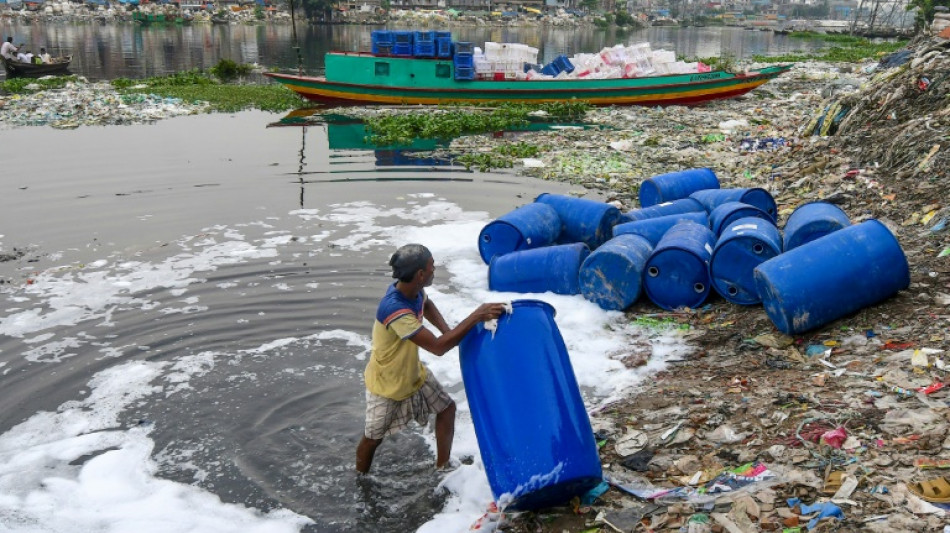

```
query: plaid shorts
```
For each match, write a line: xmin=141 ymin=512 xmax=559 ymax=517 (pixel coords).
xmin=363 ymin=371 xmax=453 ymax=440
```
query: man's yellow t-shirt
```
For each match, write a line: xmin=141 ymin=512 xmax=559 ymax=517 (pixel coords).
xmin=364 ymin=283 xmax=428 ymax=401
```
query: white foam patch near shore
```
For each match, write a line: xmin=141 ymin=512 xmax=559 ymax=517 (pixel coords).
xmin=0 ymin=361 xmax=311 ymax=532
xmin=0 ymin=195 xmax=688 ymax=533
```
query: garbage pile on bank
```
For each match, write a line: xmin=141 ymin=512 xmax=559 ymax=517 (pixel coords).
xmin=0 ymin=79 xmax=209 ymax=128
xmin=0 ymin=0 xmax=290 ymax=24
xmin=376 ymin=8 xmax=590 ymax=28
xmin=452 ymin=40 xmax=950 ymax=533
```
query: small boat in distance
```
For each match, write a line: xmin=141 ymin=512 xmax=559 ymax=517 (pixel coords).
xmin=265 ymin=52 xmax=792 ymax=107
xmin=2 ymin=55 xmax=72 ymax=77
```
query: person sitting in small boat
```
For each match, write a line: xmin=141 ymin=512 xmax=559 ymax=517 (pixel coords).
xmin=17 ymin=50 xmax=34 ymax=64
xmin=38 ymin=48 xmax=51 ymax=64
xmin=1 ymin=37 xmax=20 ymax=61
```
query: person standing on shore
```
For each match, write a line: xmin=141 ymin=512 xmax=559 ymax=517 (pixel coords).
xmin=356 ymin=243 xmax=506 ymax=474
xmin=1 ymin=37 xmax=19 ymax=61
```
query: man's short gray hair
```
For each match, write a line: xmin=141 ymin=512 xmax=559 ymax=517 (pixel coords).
xmin=389 ymin=244 xmax=432 ymax=282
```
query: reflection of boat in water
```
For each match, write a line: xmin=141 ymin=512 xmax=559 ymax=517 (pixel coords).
xmin=270 ymin=108 xmax=590 ymax=148
xmin=265 ymin=53 xmax=792 ymax=107
xmin=267 ymin=108 xmax=596 ymax=170
xmin=268 ymin=109 xmax=446 ymax=152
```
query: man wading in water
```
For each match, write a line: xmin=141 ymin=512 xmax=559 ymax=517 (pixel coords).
xmin=356 ymin=244 xmax=505 ymax=473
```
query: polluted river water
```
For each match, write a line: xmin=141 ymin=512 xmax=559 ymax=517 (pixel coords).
xmin=0 ymin=110 xmax=692 ymax=531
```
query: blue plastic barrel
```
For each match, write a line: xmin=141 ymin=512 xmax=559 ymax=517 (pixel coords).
xmin=620 ymin=198 xmax=706 ymax=224
xmin=643 ymin=221 xmax=716 ymax=310
xmin=783 ymin=202 xmax=851 ymax=252
xmin=489 ymin=243 xmax=589 ymax=295
xmin=638 ymin=168 xmax=720 ymax=208
xmin=478 ymin=203 xmax=562 ymax=264
xmin=690 ymin=187 xmax=778 ymax=222
xmin=709 ymin=217 xmax=783 ymax=305
xmin=709 ymin=202 xmax=772 ymax=237
xmin=754 ymin=220 xmax=910 ymax=335
xmin=459 ymin=300 xmax=602 ymax=510
xmin=612 ymin=211 xmax=709 ymax=246
xmin=579 ymin=234 xmax=653 ymax=310
xmin=535 ymin=193 xmax=620 ymax=249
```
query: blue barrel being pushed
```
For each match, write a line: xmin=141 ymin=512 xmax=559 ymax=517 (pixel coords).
xmin=478 ymin=202 xmax=562 ymax=264
xmin=535 ymin=193 xmax=620 ymax=249
xmin=709 ymin=217 xmax=783 ymax=305
xmin=643 ymin=221 xmax=716 ymax=310
xmin=459 ymin=300 xmax=602 ymax=510
xmin=783 ymin=201 xmax=851 ymax=252
xmin=489 ymin=243 xmax=589 ymax=295
xmin=690 ymin=187 xmax=778 ymax=222
xmin=579 ymin=234 xmax=653 ymax=310
xmin=709 ymin=201 xmax=773 ymax=237
xmin=613 ymin=211 xmax=709 ymax=246
xmin=754 ymin=220 xmax=910 ymax=335
xmin=619 ymin=198 xmax=706 ymax=224
xmin=638 ymin=168 xmax=719 ymax=208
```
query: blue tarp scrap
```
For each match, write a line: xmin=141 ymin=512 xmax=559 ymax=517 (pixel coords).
xmin=879 ymin=50 xmax=912 ymax=69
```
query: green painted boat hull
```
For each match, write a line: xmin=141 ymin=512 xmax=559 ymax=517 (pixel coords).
xmin=265 ymin=53 xmax=793 ymax=107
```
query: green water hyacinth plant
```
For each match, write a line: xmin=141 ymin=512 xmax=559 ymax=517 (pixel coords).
xmin=364 ymin=102 xmax=591 ymax=146
xmin=111 ymin=66 xmax=303 ymax=112
xmin=0 ymin=75 xmax=80 ymax=94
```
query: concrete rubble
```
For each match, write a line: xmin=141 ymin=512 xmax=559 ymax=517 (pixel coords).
xmin=2 ymin=31 xmax=950 ymax=533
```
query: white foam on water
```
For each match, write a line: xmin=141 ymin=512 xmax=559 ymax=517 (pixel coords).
xmin=0 ymin=360 xmax=312 ymax=532
xmin=0 ymin=195 xmax=689 ymax=532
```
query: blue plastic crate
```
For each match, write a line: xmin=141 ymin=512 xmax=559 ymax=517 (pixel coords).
xmin=414 ymin=30 xmax=435 ymax=43
xmin=372 ymin=43 xmax=393 ymax=56
xmin=453 ymin=53 xmax=474 ymax=68
xmin=436 ymin=38 xmax=452 ymax=58
xmin=435 ymin=30 xmax=452 ymax=39
xmin=371 ymin=30 xmax=393 ymax=45
xmin=413 ymin=42 xmax=435 ymax=57
xmin=393 ymin=42 xmax=413 ymax=57
xmin=454 ymin=41 xmax=474 ymax=55
xmin=553 ymin=54 xmax=575 ymax=73
xmin=454 ymin=66 xmax=475 ymax=80
xmin=393 ymin=31 xmax=414 ymax=45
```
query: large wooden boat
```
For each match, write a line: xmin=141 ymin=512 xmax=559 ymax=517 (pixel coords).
xmin=264 ymin=52 xmax=793 ymax=107
xmin=2 ymin=56 xmax=72 ymax=77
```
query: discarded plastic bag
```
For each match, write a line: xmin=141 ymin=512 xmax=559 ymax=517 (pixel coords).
xmin=614 ymin=430 xmax=648 ymax=456
xmin=799 ymin=501 xmax=844 ymax=529
xmin=707 ymin=424 xmax=748 ymax=444
xmin=820 ymin=427 xmax=848 ymax=448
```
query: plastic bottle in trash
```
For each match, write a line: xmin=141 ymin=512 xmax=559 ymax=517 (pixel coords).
xmin=891 ymin=386 xmax=914 ymax=397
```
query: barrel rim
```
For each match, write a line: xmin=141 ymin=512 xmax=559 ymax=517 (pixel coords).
xmin=508 ymin=299 xmax=556 ymax=315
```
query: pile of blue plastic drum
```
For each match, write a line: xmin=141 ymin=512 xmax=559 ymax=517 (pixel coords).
xmin=478 ymin=168 xmax=911 ymax=335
